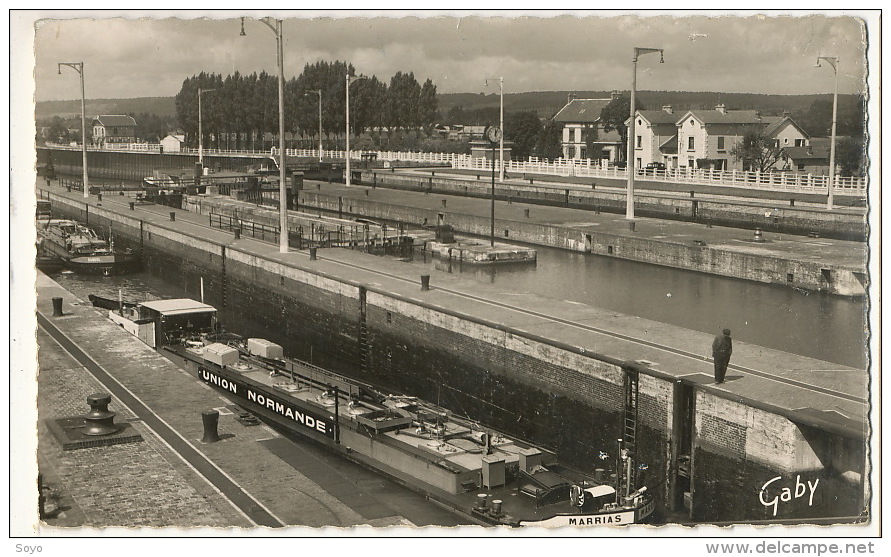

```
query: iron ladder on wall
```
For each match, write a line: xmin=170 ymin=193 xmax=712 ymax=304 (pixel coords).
xmin=622 ymin=366 xmax=640 ymax=496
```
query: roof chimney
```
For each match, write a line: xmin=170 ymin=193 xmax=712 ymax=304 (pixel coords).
xmin=715 ymin=104 xmax=726 ymax=114
xmin=782 ymin=110 xmax=791 ymax=118
xmin=662 ymin=105 xmax=673 ymax=114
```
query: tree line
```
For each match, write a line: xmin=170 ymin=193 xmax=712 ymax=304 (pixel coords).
xmin=174 ymin=62 xmax=438 ymax=151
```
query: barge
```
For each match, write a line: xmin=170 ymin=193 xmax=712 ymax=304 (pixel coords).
xmin=102 ymin=297 xmax=655 ymax=527
xmin=38 ymin=218 xmax=137 ymax=276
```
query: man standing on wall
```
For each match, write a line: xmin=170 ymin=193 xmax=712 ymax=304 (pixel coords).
xmin=712 ymin=328 xmax=732 ymax=384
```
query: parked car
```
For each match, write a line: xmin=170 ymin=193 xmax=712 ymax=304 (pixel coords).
xmin=645 ymin=162 xmax=666 ymax=172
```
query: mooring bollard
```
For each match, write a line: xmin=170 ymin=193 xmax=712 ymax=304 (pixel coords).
xmin=310 ymin=247 xmax=318 ymax=260
xmin=52 ymin=297 xmax=63 ymax=317
xmin=524 ymin=208 xmax=530 ymax=218
xmin=421 ymin=275 xmax=430 ymax=291
xmin=201 ymin=410 xmax=221 ymax=443
xmin=97 ymin=193 xmax=102 ymax=202
xmin=628 ymin=221 xmax=636 ymax=232
xmin=129 ymin=202 xmax=135 ymax=210
xmin=754 ymin=228 xmax=765 ymax=242
xmin=169 ymin=212 xmax=176 ymax=222
xmin=790 ymin=198 xmax=795 ymax=207
xmin=476 ymin=493 xmax=488 ymax=511
xmin=690 ymin=190 xmax=695 ymax=198
xmin=491 ymin=500 xmax=503 ymax=517
xmin=442 ymin=199 xmax=447 ymax=208
xmin=83 ymin=393 xmax=121 ymax=436
xmin=234 ymin=228 xmax=241 ymax=240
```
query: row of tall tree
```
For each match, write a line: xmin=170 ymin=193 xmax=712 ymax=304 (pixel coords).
xmin=174 ymin=62 xmax=438 ymax=151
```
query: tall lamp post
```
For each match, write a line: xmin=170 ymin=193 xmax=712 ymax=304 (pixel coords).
xmin=626 ymin=47 xmax=663 ymax=221
xmin=345 ymin=74 xmax=367 ymax=187
xmin=486 ymin=77 xmax=505 ymax=182
xmin=816 ymin=56 xmax=839 ymax=210
xmin=198 ymin=87 xmax=216 ymax=169
xmin=305 ymin=89 xmax=323 ymax=162
xmin=241 ymin=17 xmax=288 ymax=253
xmin=58 ymin=62 xmax=88 ymax=198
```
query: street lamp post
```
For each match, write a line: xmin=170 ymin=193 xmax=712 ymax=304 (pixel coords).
xmin=58 ymin=62 xmax=88 ymax=198
xmin=486 ymin=77 xmax=505 ymax=182
xmin=816 ymin=56 xmax=839 ymax=210
xmin=241 ymin=17 xmax=288 ymax=252
xmin=305 ymin=89 xmax=323 ymax=162
xmin=345 ymin=74 xmax=367 ymax=187
xmin=198 ymin=87 xmax=216 ymax=169
xmin=626 ymin=47 xmax=663 ymax=221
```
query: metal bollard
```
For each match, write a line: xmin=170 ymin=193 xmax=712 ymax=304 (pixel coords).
xmin=524 ymin=208 xmax=530 ymax=218
xmin=310 ymin=247 xmax=317 ymax=260
xmin=790 ymin=198 xmax=795 ymax=207
xmin=83 ymin=393 xmax=120 ymax=436
xmin=129 ymin=201 xmax=135 ymax=210
xmin=201 ymin=410 xmax=221 ymax=443
xmin=234 ymin=229 xmax=241 ymax=240
xmin=169 ymin=212 xmax=176 ymax=221
xmin=754 ymin=228 xmax=765 ymax=242
xmin=442 ymin=199 xmax=447 ymax=207
xmin=52 ymin=297 xmax=63 ymax=317
xmin=421 ymin=275 xmax=430 ymax=291
xmin=491 ymin=500 xmax=503 ymax=517
xmin=365 ymin=189 xmax=369 ymax=196
xmin=97 ymin=193 xmax=102 ymax=202
xmin=476 ymin=493 xmax=488 ymax=511
xmin=628 ymin=221 xmax=636 ymax=232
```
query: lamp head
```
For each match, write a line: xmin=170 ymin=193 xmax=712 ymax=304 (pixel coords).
xmin=239 ymin=17 xmax=246 ymax=36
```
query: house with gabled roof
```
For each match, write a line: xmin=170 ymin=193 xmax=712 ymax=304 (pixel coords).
xmin=762 ymin=114 xmax=810 ymax=150
xmin=674 ymin=104 xmax=764 ymax=171
xmin=552 ymin=95 xmax=623 ymax=163
xmin=92 ymin=114 xmax=137 ymax=147
xmin=626 ymin=106 xmax=680 ymax=169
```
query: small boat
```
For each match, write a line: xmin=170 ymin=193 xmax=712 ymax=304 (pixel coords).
xmin=37 ymin=219 xmax=138 ymax=276
xmin=102 ymin=297 xmax=657 ymax=527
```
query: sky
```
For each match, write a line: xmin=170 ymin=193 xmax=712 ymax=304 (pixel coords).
xmin=23 ymin=10 xmax=873 ymax=103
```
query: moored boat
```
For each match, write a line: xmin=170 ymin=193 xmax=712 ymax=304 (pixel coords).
xmin=100 ymin=297 xmax=656 ymax=527
xmin=38 ymin=219 xmax=138 ymax=276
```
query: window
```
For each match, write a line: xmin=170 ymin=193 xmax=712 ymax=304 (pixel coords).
xmin=636 ymin=135 xmax=642 ymax=149
xmin=688 ymin=136 xmax=695 ymax=150
xmin=567 ymin=146 xmax=575 ymax=158
xmin=717 ymin=137 xmax=725 ymax=151
xmin=795 ymin=138 xmax=805 ymax=147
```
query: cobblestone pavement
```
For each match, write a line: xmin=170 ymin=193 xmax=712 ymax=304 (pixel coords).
xmin=35 ymin=327 xmax=251 ymax=531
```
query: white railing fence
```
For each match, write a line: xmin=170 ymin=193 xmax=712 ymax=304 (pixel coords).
xmin=43 ymin=143 xmax=866 ymax=196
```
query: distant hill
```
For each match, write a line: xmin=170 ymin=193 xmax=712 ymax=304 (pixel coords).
xmin=437 ymin=90 xmax=853 ymax=120
xmin=36 ymin=90 xmax=856 ymax=126
xmin=36 ymin=97 xmax=177 ymax=121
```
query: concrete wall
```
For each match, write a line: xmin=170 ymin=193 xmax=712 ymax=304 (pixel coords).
xmin=357 ymin=170 xmax=865 ymax=241
xmin=43 ymin=191 xmax=866 ymax=522
xmin=295 ymin=191 xmax=865 ymax=297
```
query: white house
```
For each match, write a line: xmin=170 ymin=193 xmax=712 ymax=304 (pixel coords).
xmin=160 ymin=133 xmax=186 ymax=153
xmin=626 ymin=106 xmax=680 ymax=169
xmin=674 ymin=105 xmax=764 ymax=171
